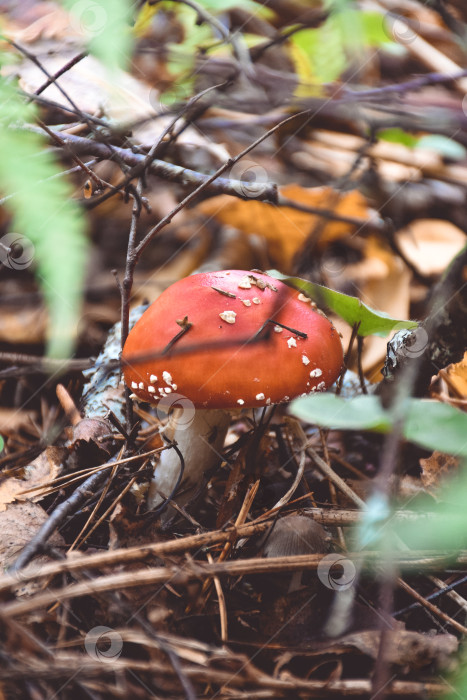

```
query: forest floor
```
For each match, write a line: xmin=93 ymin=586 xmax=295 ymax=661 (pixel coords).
xmin=1 ymin=1 xmax=467 ymax=698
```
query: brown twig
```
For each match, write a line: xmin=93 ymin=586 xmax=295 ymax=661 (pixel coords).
xmin=0 ymin=509 xmax=444 ymax=595
xmin=398 ymin=578 xmax=467 ymax=635
xmin=3 ymin=550 xmax=467 ymax=619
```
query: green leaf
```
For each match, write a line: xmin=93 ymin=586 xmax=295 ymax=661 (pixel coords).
xmin=0 ymin=434 xmax=3 ymax=453
xmin=268 ymin=270 xmax=418 ymax=337
xmin=289 ymin=393 xmax=467 ymax=457
xmin=377 ymin=130 xmax=466 ymax=159
xmin=358 ymin=492 xmax=392 ymax=548
xmin=378 ymin=130 xmax=467 ymax=161
xmin=290 ymin=394 xmax=391 ymax=431
xmin=394 ymin=461 xmax=467 ymax=551
xmin=0 ymin=78 xmax=87 ymax=358
xmin=291 ymin=23 xmax=346 ymax=86
xmin=416 ymin=135 xmax=466 ymax=161
xmin=360 ymin=11 xmax=393 ymax=47
xmin=290 ymin=8 xmax=392 ymax=88
xmin=404 ymin=400 xmax=467 ymax=456
xmin=446 ymin=660 xmax=467 ymax=700
xmin=190 ymin=0 xmax=269 ymax=12
xmin=62 ymin=0 xmax=132 ymax=71
xmin=378 ymin=127 xmax=419 ymax=148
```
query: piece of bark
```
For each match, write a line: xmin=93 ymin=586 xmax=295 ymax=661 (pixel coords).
xmin=382 ymin=244 xmax=467 ymax=396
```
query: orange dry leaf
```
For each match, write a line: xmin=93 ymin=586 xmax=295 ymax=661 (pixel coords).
xmin=444 ymin=352 xmax=467 ymax=398
xmin=420 ymin=451 xmax=460 ymax=495
xmin=197 ymin=184 xmax=370 ymax=270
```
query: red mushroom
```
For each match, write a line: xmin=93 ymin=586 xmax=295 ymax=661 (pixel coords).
xmin=122 ymin=270 xmax=343 ymax=511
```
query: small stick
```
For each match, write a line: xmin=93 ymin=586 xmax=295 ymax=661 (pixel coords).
xmin=207 ymin=552 xmax=228 ymax=643
xmin=3 ymin=551 xmax=467 ymax=620
xmin=193 ymin=480 xmax=260 ymax=613
xmin=398 ymin=578 xmax=467 ymax=635
xmin=272 ymin=421 xmax=307 ymax=512
xmin=307 ymin=445 xmax=366 ymax=509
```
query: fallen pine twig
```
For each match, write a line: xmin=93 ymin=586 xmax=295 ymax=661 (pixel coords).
xmin=0 ymin=509 xmax=436 ymax=593
xmin=0 ymin=650 xmax=450 ymax=697
xmin=2 ymin=550 xmax=467 ymax=619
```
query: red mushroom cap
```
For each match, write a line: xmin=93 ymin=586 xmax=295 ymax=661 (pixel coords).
xmin=122 ymin=270 xmax=343 ymax=409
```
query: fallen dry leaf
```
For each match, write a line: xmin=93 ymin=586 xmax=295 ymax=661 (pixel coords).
xmin=395 ymin=219 xmax=466 ymax=276
xmin=339 ymin=629 xmax=457 ymax=670
xmin=0 ymin=408 xmax=36 ymax=433
xmin=197 ymin=184 xmax=370 ymax=269
xmin=330 ymin=236 xmax=411 ymax=381
xmin=360 ymin=244 xmax=412 ymax=380
xmin=0 ymin=501 xmax=64 ymax=567
xmin=9 ymin=3 xmax=72 ymax=43
xmin=0 ymin=305 xmax=48 ymax=345
xmin=0 ymin=446 xmax=65 ymax=511
xmin=274 ymin=628 xmax=458 ymax=675
xmin=443 ymin=351 xmax=467 ymax=398
xmin=0 ymin=501 xmax=65 ymax=596
xmin=420 ymin=450 xmax=460 ymax=494
xmin=14 ymin=52 xmax=229 ymax=159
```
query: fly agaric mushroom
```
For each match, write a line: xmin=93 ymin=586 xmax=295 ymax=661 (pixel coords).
xmin=122 ymin=270 xmax=343 ymax=511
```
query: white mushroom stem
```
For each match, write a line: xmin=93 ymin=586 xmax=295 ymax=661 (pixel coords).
xmin=148 ymin=408 xmax=231 ymax=512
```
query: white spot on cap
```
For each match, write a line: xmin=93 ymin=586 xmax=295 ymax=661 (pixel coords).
xmin=283 ymin=396 xmax=290 ymax=401
xmin=316 ymin=381 xmax=326 ymax=391
xmin=148 ymin=386 xmax=156 ymax=393
xmin=253 ymin=377 xmax=260 ymax=382
xmin=310 ymin=368 xmax=323 ymax=378
xmin=256 ymin=393 xmax=265 ymax=400
xmin=129 ymin=393 xmax=138 ymax=400
xmin=241 ymin=299 xmax=252 ymax=307
xmin=302 ymin=355 xmax=310 ymax=365
xmin=266 ymin=398 xmax=271 ymax=405
xmin=162 ymin=371 xmax=173 ymax=385
xmin=237 ymin=399 xmax=244 ymax=405
xmin=254 ymin=277 xmax=266 ymax=290
xmin=219 ymin=310 xmax=237 ymax=324
xmin=298 ymin=293 xmax=310 ymax=303
xmin=164 ymin=387 xmax=172 ymax=393
xmin=252 ymin=297 xmax=261 ymax=304
xmin=131 ymin=381 xmax=138 ymax=389
xmin=172 ymin=384 xmax=177 ymax=390
xmin=274 ymin=325 xmax=283 ymax=333
xmin=150 ymin=374 xmax=157 ymax=383
xmin=238 ymin=276 xmax=252 ymax=289
xmin=138 ymin=382 xmax=145 ymax=390
xmin=287 ymin=337 xmax=297 ymax=348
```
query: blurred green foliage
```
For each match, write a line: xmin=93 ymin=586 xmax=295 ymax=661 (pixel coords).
xmin=290 ymin=393 xmax=467 ymax=457
xmin=0 ymin=74 xmax=87 ymax=358
xmin=0 ymin=0 xmax=133 ymax=357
